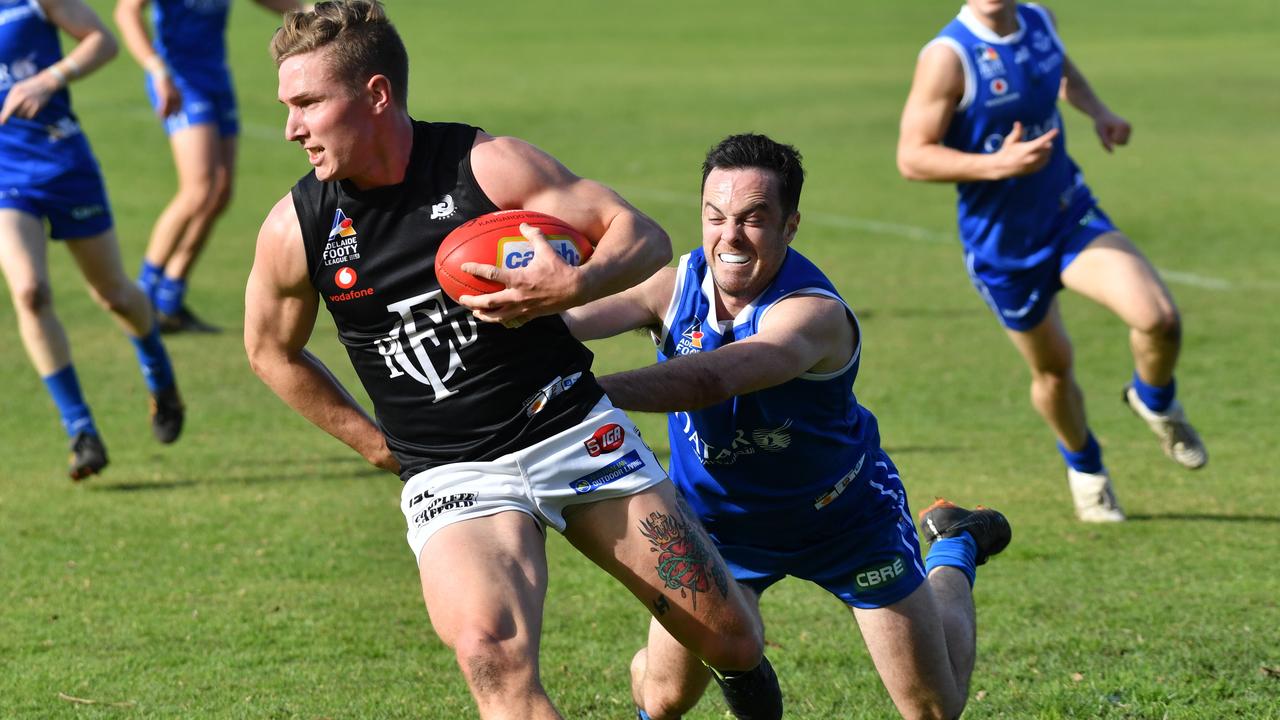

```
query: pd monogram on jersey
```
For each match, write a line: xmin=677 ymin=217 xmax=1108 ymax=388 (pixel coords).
xmin=375 ymin=290 xmax=478 ymax=402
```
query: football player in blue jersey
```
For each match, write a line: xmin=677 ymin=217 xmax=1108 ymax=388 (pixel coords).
xmin=114 ymin=0 xmax=300 ymax=333
xmin=897 ymin=0 xmax=1207 ymax=522
xmin=565 ymin=133 xmax=1011 ymax=720
xmin=0 ymin=0 xmax=183 ymax=479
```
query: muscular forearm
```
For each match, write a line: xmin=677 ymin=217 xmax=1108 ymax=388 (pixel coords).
xmin=250 ymin=349 xmax=396 ymax=471
xmin=898 ymin=143 xmax=1005 ymax=183
xmin=599 ymin=361 xmax=732 ymax=414
xmin=576 ymin=213 xmax=671 ymax=305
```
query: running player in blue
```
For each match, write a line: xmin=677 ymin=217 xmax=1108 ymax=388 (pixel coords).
xmin=114 ymin=0 xmax=300 ymax=333
xmin=1 ymin=0 xmax=184 ymax=479
xmin=565 ymin=134 xmax=1011 ymax=720
xmin=897 ymin=0 xmax=1207 ymax=522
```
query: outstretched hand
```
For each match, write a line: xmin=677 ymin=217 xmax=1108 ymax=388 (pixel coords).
xmin=457 ymin=222 xmax=584 ymax=328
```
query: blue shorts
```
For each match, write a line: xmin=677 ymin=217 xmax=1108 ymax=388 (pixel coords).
xmin=706 ymin=453 xmax=927 ymax=610
xmin=0 ymin=164 xmax=113 ymax=240
xmin=965 ymin=203 xmax=1119 ymax=331
xmin=146 ymin=68 xmax=239 ymax=138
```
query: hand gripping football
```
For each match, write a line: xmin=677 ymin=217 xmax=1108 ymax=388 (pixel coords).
xmin=434 ymin=210 xmax=593 ymax=302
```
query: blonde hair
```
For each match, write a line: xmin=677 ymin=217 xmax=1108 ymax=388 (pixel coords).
xmin=270 ymin=0 xmax=409 ymax=106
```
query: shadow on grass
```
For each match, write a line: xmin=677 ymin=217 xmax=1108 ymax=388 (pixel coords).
xmin=883 ymin=445 xmax=964 ymax=454
xmin=1125 ymin=512 xmax=1280 ymax=524
xmin=89 ymin=456 xmax=390 ymax=492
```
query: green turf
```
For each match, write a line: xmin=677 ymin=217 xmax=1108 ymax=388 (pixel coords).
xmin=2 ymin=0 xmax=1278 ymax=717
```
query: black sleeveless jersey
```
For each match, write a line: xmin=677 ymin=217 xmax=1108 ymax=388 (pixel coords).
xmin=291 ymin=121 xmax=604 ymax=479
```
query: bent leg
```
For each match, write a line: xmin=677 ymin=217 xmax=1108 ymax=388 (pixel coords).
xmin=1061 ymin=232 xmax=1180 ymax=387
xmin=165 ymin=134 xmax=236 ymax=281
xmin=853 ymin=581 xmax=968 ymax=720
xmin=65 ymin=229 xmax=154 ymax=337
xmin=563 ymin=481 xmax=763 ymax=673
xmin=144 ymin=124 xmax=228 ymax=281
xmin=419 ymin=511 xmax=562 ymax=720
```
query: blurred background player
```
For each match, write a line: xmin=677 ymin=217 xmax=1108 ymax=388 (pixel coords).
xmin=0 ymin=0 xmax=183 ymax=479
xmin=565 ymin=133 xmax=1011 ymax=720
xmin=244 ymin=4 xmax=781 ymax=718
xmin=896 ymin=0 xmax=1207 ymax=522
xmin=114 ymin=0 xmax=301 ymax=333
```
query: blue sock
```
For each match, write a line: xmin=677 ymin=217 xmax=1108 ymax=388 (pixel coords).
xmin=925 ymin=534 xmax=978 ymax=588
xmin=1058 ymin=432 xmax=1103 ymax=474
xmin=636 ymin=710 xmax=652 ymax=720
xmin=1132 ymin=371 xmax=1176 ymax=413
xmin=138 ymin=260 xmax=163 ymax=302
xmin=42 ymin=365 xmax=97 ymax=438
xmin=155 ymin=275 xmax=186 ymax=316
xmin=130 ymin=326 xmax=176 ymax=393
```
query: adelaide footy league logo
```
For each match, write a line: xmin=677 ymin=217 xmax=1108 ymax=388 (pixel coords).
xmin=673 ymin=318 xmax=705 ymax=355
xmin=322 ymin=209 xmax=361 ymax=267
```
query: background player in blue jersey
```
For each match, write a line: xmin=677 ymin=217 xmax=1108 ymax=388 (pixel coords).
xmin=897 ymin=0 xmax=1207 ymax=522
xmin=114 ymin=0 xmax=300 ymax=333
xmin=0 ymin=0 xmax=183 ymax=479
xmin=565 ymin=134 xmax=1011 ymax=720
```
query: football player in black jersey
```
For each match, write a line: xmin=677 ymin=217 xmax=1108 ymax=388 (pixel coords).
xmin=244 ymin=2 xmax=781 ymax=719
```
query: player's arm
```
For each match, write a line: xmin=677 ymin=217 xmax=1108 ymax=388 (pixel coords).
xmin=598 ymin=294 xmax=854 ymax=413
xmin=896 ymin=42 xmax=1059 ymax=182
xmin=1040 ymin=6 xmax=1132 ymax=153
xmin=113 ymin=0 xmax=181 ymax=117
xmin=459 ymin=133 xmax=672 ymax=324
xmin=0 ymin=0 xmax=117 ymax=123
xmin=561 ymin=266 xmax=675 ymax=342
xmin=244 ymin=195 xmax=399 ymax=474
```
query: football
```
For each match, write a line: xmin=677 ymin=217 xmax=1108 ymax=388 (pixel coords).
xmin=434 ymin=210 xmax=593 ymax=302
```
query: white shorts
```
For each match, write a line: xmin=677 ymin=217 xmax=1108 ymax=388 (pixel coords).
xmin=400 ymin=397 xmax=668 ymax=563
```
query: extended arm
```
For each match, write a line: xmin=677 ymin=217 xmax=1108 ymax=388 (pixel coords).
xmin=0 ymin=0 xmax=117 ymax=123
xmin=896 ymin=43 xmax=1059 ymax=182
xmin=599 ymin=295 xmax=853 ymax=413
xmin=459 ymin=134 xmax=672 ymax=324
xmin=244 ymin=195 xmax=399 ymax=474
xmin=561 ymin=266 xmax=675 ymax=342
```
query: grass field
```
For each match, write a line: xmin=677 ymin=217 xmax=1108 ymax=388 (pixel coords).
xmin=2 ymin=0 xmax=1278 ymax=717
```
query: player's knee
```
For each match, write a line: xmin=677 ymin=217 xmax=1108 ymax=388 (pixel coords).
xmin=452 ymin=631 xmax=540 ymax=700
xmin=696 ymin=617 xmax=763 ymax=672
xmin=91 ymin=282 xmax=143 ymax=316
xmin=642 ymin=691 xmax=700 ymax=720
xmin=13 ymin=280 xmax=53 ymax=316
xmin=1137 ymin=307 xmax=1181 ymax=345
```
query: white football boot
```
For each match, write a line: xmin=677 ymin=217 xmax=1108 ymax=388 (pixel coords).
xmin=1123 ymin=387 xmax=1208 ymax=470
xmin=1067 ymin=467 xmax=1126 ymax=523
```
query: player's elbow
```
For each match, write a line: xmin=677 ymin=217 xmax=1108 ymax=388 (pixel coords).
xmin=897 ymin=148 xmax=927 ymax=182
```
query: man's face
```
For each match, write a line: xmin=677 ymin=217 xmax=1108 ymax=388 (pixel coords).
xmin=967 ymin=0 xmax=1017 ymax=18
xmin=277 ymin=50 xmax=370 ymax=182
xmin=701 ymin=167 xmax=798 ymax=306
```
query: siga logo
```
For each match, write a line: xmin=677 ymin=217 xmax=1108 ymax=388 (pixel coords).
xmin=335 ymin=266 xmax=358 ymax=289
xmin=584 ymin=423 xmax=625 ymax=457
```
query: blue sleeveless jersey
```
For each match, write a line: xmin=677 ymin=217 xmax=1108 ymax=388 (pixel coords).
xmin=153 ymin=0 xmax=230 ymax=83
xmin=0 ymin=0 xmax=97 ymax=186
xmin=658 ymin=248 xmax=887 ymax=549
xmin=930 ymin=3 xmax=1095 ymax=270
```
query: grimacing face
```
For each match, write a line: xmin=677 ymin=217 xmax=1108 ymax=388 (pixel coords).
xmin=277 ymin=50 xmax=373 ymax=183
xmin=701 ymin=167 xmax=798 ymax=310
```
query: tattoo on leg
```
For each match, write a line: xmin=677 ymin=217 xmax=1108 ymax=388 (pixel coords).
xmin=638 ymin=510 xmax=729 ymax=610
xmin=653 ymin=595 xmax=671 ymax=616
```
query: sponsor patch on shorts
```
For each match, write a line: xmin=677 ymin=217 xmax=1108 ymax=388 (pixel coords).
xmin=410 ymin=492 xmax=478 ymax=528
xmin=570 ymin=450 xmax=644 ymax=494
xmin=853 ymin=555 xmax=908 ymax=593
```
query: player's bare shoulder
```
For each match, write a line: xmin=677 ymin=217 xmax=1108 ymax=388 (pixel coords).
xmin=251 ymin=194 xmax=309 ymax=291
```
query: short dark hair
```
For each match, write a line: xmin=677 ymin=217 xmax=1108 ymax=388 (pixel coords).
xmin=701 ymin=134 xmax=805 ymax=218
xmin=270 ymin=0 xmax=409 ymax=108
